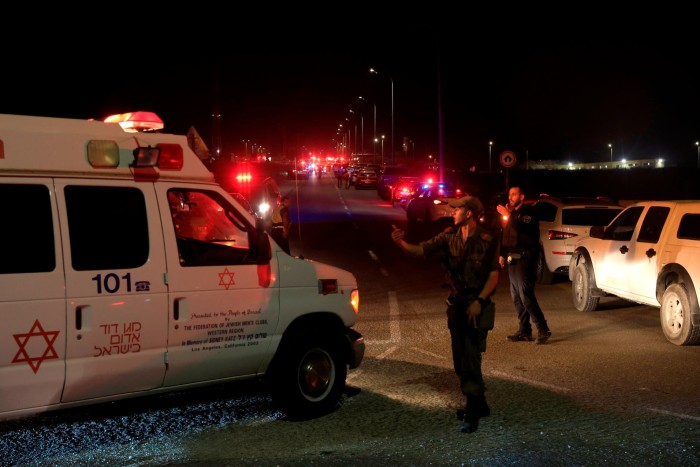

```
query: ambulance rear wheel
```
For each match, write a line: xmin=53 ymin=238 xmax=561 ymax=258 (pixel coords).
xmin=270 ymin=331 xmax=346 ymax=420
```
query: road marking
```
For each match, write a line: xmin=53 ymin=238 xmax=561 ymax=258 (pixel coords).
xmin=388 ymin=291 xmax=401 ymax=343
xmin=411 ymin=347 xmax=446 ymax=360
xmin=488 ymin=370 xmax=571 ymax=394
xmin=363 ymin=291 xmax=401 ymax=345
xmin=646 ymin=408 xmax=700 ymax=421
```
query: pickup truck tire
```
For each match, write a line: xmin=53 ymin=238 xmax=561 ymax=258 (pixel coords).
xmin=269 ymin=330 xmax=347 ymax=420
xmin=572 ymin=261 xmax=599 ymax=312
xmin=660 ymin=283 xmax=700 ymax=346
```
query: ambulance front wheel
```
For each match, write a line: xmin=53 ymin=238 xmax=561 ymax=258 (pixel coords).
xmin=269 ymin=331 xmax=347 ymax=420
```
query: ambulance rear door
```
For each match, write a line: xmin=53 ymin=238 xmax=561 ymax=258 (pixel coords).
xmin=0 ymin=179 xmax=67 ymax=416
xmin=156 ymin=184 xmax=280 ymax=386
xmin=56 ymin=180 xmax=169 ymax=402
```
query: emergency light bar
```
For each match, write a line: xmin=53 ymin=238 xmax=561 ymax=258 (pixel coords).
xmin=104 ymin=111 xmax=164 ymax=132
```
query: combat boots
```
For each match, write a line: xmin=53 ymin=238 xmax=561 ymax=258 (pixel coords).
xmin=457 ymin=395 xmax=490 ymax=433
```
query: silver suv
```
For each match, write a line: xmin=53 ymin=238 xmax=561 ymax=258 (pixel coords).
xmin=531 ymin=195 xmax=623 ymax=284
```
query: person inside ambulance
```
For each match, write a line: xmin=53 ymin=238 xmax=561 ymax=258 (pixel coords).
xmin=168 ymin=190 xmax=253 ymax=266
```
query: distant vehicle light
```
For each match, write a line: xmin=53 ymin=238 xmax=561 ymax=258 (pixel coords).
xmin=236 ymin=173 xmax=253 ymax=183
xmin=258 ymin=202 xmax=271 ymax=215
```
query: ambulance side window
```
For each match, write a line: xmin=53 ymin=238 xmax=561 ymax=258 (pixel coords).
xmin=168 ymin=189 xmax=254 ymax=267
xmin=65 ymin=186 xmax=149 ymax=271
xmin=0 ymin=184 xmax=55 ymax=274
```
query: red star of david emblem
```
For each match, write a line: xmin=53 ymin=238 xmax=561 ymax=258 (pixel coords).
xmin=12 ymin=319 xmax=60 ymax=374
xmin=218 ymin=267 xmax=236 ymax=290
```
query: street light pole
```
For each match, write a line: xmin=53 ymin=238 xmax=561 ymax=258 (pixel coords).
xmin=373 ymin=102 xmax=377 ymax=142
xmin=369 ymin=68 xmax=394 ymax=164
xmin=488 ymin=141 xmax=493 ymax=172
xmin=381 ymin=135 xmax=385 ymax=165
xmin=696 ymin=141 xmax=699 ymax=169
xmin=359 ymin=96 xmax=376 ymax=157
xmin=608 ymin=143 xmax=613 ymax=162
xmin=360 ymin=113 xmax=364 ymax=154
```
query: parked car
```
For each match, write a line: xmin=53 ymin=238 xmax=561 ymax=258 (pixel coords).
xmin=405 ymin=182 xmax=466 ymax=223
xmin=354 ymin=169 xmax=379 ymax=189
xmin=347 ymin=164 xmax=366 ymax=186
xmin=530 ymin=195 xmax=623 ymax=284
xmin=288 ymin=167 xmax=310 ymax=180
xmin=390 ymin=176 xmax=422 ymax=207
xmin=570 ymin=200 xmax=700 ymax=345
xmin=377 ymin=165 xmax=414 ymax=200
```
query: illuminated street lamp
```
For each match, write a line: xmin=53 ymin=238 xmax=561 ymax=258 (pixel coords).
xmin=488 ymin=141 xmax=493 ymax=172
xmin=608 ymin=143 xmax=613 ymax=162
xmin=242 ymin=139 xmax=250 ymax=157
xmin=696 ymin=141 xmax=699 ymax=169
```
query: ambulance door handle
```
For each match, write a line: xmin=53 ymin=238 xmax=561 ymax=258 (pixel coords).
xmin=174 ymin=298 xmax=188 ymax=321
xmin=75 ymin=305 xmax=91 ymax=330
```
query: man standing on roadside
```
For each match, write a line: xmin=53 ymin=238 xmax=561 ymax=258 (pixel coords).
xmin=497 ymin=186 xmax=552 ymax=344
xmin=391 ymin=196 xmax=499 ymax=434
xmin=336 ymin=166 xmax=347 ymax=187
xmin=271 ymin=196 xmax=292 ymax=255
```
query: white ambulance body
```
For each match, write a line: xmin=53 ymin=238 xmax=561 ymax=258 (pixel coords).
xmin=0 ymin=112 xmax=364 ymax=421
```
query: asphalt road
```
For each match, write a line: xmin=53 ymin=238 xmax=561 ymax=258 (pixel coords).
xmin=2 ymin=173 xmax=699 ymax=466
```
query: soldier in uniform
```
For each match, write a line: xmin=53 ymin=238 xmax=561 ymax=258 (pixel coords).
xmin=497 ymin=186 xmax=552 ymax=344
xmin=391 ymin=196 xmax=500 ymax=434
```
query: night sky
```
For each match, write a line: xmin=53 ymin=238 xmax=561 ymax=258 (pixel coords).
xmin=4 ymin=11 xmax=700 ymax=170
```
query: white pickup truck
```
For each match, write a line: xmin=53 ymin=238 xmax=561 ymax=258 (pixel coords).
xmin=569 ymin=200 xmax=700 ymax=346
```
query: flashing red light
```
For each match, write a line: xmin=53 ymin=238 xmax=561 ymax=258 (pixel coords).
xmin=104 ymin=111 xmax=164 ymax=132
xmin=235 ymin=172 xmax=253 ymax=183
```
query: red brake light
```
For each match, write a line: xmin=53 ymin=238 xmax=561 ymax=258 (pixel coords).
xmin=548 ymin=230 xmax=577 ymax=240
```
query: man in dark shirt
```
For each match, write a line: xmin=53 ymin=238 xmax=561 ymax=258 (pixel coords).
xmin=391 ymin=196 xmax=499 ymax=434
xmin=497 ymin=186 xmax=552 ymax=344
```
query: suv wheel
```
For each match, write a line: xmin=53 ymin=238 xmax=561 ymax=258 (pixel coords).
xmin=660 ymin=283 xmax=700 ymax=346
xmin=572 ymin=261 xmax=599 ymax=312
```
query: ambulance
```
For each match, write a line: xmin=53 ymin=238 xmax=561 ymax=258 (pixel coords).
xmin=0 ymin=111 xmax=364 ymax=421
